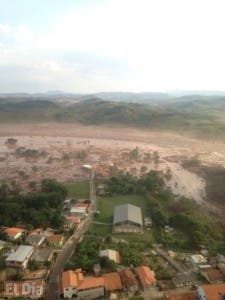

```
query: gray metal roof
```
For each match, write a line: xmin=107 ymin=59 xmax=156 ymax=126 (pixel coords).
xmin=6 ymin=245 xmax=33 ymax=262
xmin=113 ymin=204 xmax=143 ymax=226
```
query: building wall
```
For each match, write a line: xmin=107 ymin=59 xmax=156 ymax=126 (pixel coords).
xmin=78 ymin=286 xmax=104 ymax=300
xmin=6 ymin=256 xmax=30 ymax=269
xmin=9 ymin=232 xmax=22 ymax=240
xmin=197 ymin=287 xmax=206 ymax=300
xmin=113 ymin=222 xmax=142 ymax=233
xmin=63 ymin=286 xmax=78 ymax=299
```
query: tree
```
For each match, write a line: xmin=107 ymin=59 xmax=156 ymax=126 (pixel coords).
xmin=100 ymin=256 xmax=117 ymax=272
xmin=129 ymin=147 xmax=139 ymax=161
xmin=41 ymin=179 xmax=68 ymax=201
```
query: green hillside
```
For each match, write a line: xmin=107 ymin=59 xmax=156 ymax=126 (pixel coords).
xmin=0 ymin=96 xmax=225 ymax=139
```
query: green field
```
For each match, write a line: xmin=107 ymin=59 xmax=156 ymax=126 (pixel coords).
xmin=65 ymin=181 xmax=90 ymax=199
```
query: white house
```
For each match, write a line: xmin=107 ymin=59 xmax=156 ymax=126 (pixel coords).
xmin=6 ymin=245 xmax=34 ymax=269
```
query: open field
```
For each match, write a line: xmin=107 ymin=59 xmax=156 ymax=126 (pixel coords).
xmin=0 ymin=123 xmax=225 ymax=212
xmin=65 ymin=181 xmax=90 ymax=199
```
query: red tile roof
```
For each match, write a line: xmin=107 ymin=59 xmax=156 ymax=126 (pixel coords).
xmin=201 ymin=283 xmax=225 ymax=300
xmin=135 ymin=266 xmax=156 ymax=286
xmin=78 ymin=277 xmax=104 ymax=290
xmin=103 ymin=273 xmax=122 ymax=291
xmin=203 ymin=268 xmax=225 ymax=282
xmin=119 ymin=269 xmax=137 ymax=287
xmin=62 ymin=271 xmax=78 ymax=289
xmin=66 ymin=216 xmax=81 ymax=224
xmin=4 ymin=227 xmax=24 ymax=237
xmin=62 ymin=270 xmax=104 ymax=291
xmin=47 ymin=234 xmax=63 ymax=244
xmin=75 ymin=203 xmax=89 ymax=209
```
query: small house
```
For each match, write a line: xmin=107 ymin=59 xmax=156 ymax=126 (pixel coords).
xmin=6 ymin=245 xmax=34 ymax=269
xmin=30 ymin=248 xmax=54 ymax=266
xmin=4 ymin=227 xmax=25 ymax=241
xmin=46 ymin=235 xmax=64 ymax=248
xmin=61 ymin=269 xmax=105 ymax=300
xmin=135 ymin=266 xmax=156 ymax=291
xmin=103 ymin=273 xmax=122 ymax=292
xmin=25 ymin=234 xmax=45 ymax=247
xmin=119 ymin=269 xmax=138 ymax=292
xmin=99 ymin=249 xmax=120 ymax=264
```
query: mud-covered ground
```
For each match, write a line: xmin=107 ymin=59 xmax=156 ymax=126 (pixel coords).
xmin=0 ymin=123 xmax=224 ymax=210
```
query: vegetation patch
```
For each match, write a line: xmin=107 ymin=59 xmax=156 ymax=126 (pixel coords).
xmin=0 ymin=179 xmax=67 ymax=228
xmin=65 ymin=181 xmax=90 ymax=199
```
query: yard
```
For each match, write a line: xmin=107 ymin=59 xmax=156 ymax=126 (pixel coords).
xmin=65 ymin=181 xmax=90 ymax=199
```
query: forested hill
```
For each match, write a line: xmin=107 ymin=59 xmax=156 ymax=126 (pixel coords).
xmin=0 ymin=95 xmax=225 ymax=139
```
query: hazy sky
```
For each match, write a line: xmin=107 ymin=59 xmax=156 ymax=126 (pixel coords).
xmin=0 ymin=0 xmax=225 ymax=93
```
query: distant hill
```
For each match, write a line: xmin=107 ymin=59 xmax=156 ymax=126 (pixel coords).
xmin=0 ymin=93 xmax=225 ymax=139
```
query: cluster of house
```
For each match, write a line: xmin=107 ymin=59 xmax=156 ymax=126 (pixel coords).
xmin=63 ymin=198 xmax=90 ymax=230
xmin=1 ymin=227 xmax=65 ymax=271
xmin=61 ymin=265 xmax=156 ymax=299
xmin=168 ymin=282 xmax=225 ymax=300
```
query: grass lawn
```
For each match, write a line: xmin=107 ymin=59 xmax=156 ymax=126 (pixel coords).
xmin=65 ymin=181 xmax=90 ymax=199
xmin=87 ymin=223 xmax=112 ymax=236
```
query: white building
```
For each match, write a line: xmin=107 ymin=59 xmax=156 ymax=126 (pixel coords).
xmin=191 ymin=254 xmax=207 ymax=265
xmin=99 ymin=249 xmax=120 ymax=264
xmin=70 ymin=206 xmax=87 ymax=216
xmin=6 ymin=245 xmax=34 ymax=269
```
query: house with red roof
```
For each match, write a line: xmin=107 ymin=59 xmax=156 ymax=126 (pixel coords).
xmin=103 ymin=272 xmax=122 ymax=292
xmin=61 ymin=269 xmax=104 ymax=299
xmin=135 ymin=266 xmax=156 ymax=291
xmin=46 ymin=234 xmax=64 ymax=248
xmin=197 ymin=283 xmax=225 ymax=300
xmin=4 ymin=227 xmax=25 ymax=241
xmin=119 ymin=269 xmax=138 ymax=292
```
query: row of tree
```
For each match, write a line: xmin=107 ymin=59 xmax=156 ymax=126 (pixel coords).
xmin=0 ymin=179 xmax=67 ymax=228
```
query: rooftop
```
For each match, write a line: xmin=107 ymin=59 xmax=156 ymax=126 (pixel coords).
xmin=78 ymin=277 xmax=104 ymax=290
xmin=199 ymin=283 xmax=225 ymax=300
xmin=74 ymin=203 xmax=89 ymax=208
xmin=103 ymin=273 xmax=122 ymax=291
xmin=113 ymin=204 xmax=143 ymax=226
xmin=70 ymin=207 xmax=87 ymax=213
xmin=191 ymin=254 xmax=207 ymax=264
xmin=62 ymin=270 xmax=78 ymax=289
xmin=25 ymin=234 xmax=45 ymax=245
xmin=99 ymin=249 xmax=120 ymax=264
xmin=6 ymin=245 xmax=33 ymax=262
xmin=66 ymin=216 xmax=81 ymax=224
xmin=4 ymin=227 xmax=24 ymax=237
xmin=203 ymin=267 xmax=225 ymax=283
xmin=119 ymin=269 xmax=138 ymax=287
xmin=135 ymin=266 xmax=156 ymax=286
xmin=31 ymin=248 xmax=54 ymax=262
xmin=46 ymin=234 xmax=63 ymax=244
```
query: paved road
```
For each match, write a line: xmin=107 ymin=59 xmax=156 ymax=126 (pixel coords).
xmin=45 ymin=171 xmax=97 ymax=300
